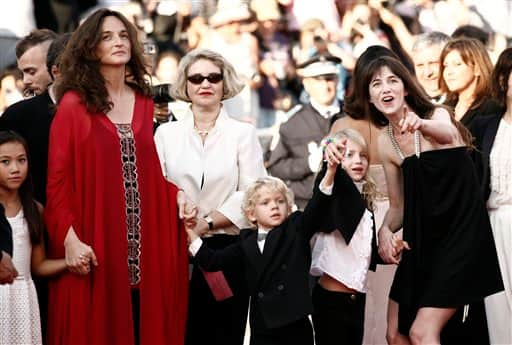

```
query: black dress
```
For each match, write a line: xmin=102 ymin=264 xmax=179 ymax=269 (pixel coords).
xmin=389 ymin=146 xmax=503 ymax=335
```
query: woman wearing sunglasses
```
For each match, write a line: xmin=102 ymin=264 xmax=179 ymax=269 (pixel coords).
xmin=154 ymin=48 xmax=267 ymax=345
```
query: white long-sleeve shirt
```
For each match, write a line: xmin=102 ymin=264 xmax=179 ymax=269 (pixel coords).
xmin=154 ymin=106 xmax=267 ymax=234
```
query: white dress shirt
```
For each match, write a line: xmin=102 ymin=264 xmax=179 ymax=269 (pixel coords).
xmin=310 ymin=181 xmax=373 ymax=293
xmin=155 ymin=106 xmax=267 ymax=235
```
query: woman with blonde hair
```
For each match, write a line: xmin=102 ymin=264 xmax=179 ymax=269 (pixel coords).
xmin=155 ymin=48 xmax=267 ymax=345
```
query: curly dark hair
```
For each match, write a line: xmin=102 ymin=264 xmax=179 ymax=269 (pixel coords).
xmin=55 ymin=8 xmax=151 ymax=113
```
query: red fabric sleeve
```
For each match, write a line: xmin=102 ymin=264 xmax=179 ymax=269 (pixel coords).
xmin=45 ymin=91 xmax=83 ymax=256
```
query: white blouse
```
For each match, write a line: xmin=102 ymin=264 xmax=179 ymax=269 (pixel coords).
xmin=154 ymin=106 xmax=267 ymax=235
xmin=310 ymin=208 xmax=374 ymax=293
xmin=488 ymin=118 xmax=512 ymax=209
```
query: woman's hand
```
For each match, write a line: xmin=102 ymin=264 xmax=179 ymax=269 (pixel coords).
xmin=400 ymin=106 xmax=423 ymax=134
xmin=177 ymin=190 xmax=198 ymax=225
xmin=64 ymin=229 xmax=98 ymax=275
xmin=378 ymin=226 xmax=401 ymax=264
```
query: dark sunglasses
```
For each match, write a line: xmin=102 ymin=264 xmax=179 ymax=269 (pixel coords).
xmin=187 ymin=73 xmax=223 ymax=84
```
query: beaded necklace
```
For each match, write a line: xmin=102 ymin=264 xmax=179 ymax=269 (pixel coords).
xmin=387 ymin=123 xmax=421 ymax=160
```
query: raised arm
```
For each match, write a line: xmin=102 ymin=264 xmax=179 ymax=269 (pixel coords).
xmin=401 ymin=106 xmax=461 ymax=145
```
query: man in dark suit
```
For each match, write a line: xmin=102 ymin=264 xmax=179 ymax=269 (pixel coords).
xmin=0 ymin=33 xmax=69 ymax=205
xmin=0 ymin=204 xmax=17 ymax=284
xmin=267 ymin=55 xmax=343 ymax=209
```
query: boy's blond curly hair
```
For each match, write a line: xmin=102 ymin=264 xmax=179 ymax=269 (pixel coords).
xmin=241 ymin=177 xmax=294 ymax=227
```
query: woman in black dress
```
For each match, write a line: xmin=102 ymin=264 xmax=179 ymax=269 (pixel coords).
xmin=356 ymin=55 xmax=503 ymax=345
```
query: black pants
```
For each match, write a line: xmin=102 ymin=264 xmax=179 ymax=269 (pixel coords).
xmin=312 ymin=284 xmax=366 ymax=345
xmin=250 ymin=317 xmax=314 ymax=345
xmin=185 ymin=235 xmax=249 ymax=345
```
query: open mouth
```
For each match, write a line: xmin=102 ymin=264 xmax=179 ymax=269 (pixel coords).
xmin=382 ymin=95 xmax=394 ymax=104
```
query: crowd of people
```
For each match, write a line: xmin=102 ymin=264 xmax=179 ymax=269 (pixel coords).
xmin=0 ymin=1 xmax=511 ymax=345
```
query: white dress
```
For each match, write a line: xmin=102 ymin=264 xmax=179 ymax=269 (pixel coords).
xmin=484 ymin=118 xmax=512 ymax=345
xmin=0 ymin=210 xmax=42 ymax=345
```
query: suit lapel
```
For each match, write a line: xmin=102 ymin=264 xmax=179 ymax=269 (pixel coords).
xmin=241 ymin=231 xmax=264 ymax=277
xmin=257 ymin=226 xmax=285 ymax=283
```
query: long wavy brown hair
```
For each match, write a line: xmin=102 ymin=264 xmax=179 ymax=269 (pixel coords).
xmin=360 ymin=56 xmax=473 ymax=146
xmin=55 ymin=8 xmax=151 ymax=113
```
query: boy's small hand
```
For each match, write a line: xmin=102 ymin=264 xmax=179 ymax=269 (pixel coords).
xmin=185 ymin=224 xmax=199 ymax=244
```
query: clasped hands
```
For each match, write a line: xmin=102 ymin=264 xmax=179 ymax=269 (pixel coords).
xmin=378 ymin=227 xmax=410 ymax=264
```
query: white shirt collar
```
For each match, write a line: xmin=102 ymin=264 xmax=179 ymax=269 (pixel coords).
xmin=310 ymin=98 xmax=340 ymax=119
xmin=183 ymin=104 xmax=230 ymax=134
xmin=354 ymin=181 xmax=365 ymax=193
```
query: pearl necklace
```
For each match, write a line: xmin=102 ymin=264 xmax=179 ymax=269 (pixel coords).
xmin=387 ymin=123 xmax=421 ymax=160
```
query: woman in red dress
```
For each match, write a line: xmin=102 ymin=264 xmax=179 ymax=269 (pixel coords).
xmin=45 ymin=9 xmax=192 ymax=345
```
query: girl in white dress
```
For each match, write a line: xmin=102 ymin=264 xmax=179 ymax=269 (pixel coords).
xmin=0 ymin=131 xmax=67 ymax=344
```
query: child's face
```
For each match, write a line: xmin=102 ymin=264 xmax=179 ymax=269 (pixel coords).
xmin=248 ymin=187 xmax=289 ymax=230
xmin=341 ymin=139 xmax=368 ymax=182
xmin=0 ymin=142 xmax=28 ymax=192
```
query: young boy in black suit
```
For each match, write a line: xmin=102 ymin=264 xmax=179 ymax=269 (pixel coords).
xmin=186 ymin=139 xmax=367 ymax=345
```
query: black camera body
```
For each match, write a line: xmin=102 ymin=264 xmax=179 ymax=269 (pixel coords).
xmin=152 ymin=84 xmax=174 ymax=104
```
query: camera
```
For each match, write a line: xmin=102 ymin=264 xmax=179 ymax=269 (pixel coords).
xmin=151 ymin=83 xmax=174 ymax=104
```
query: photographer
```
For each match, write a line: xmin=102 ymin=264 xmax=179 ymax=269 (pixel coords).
xmin=152 ymin=83 xmax=175 ymax=131
xmin=151 ymin=49 xmax=183 ymax=131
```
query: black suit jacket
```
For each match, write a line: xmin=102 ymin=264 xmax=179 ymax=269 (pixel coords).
xmin=0 ymin=91 xmax=55 ymax=204
xmin=469 ymin=113 xmax=502 ymax=200
xmin=0 ymin=204 xmax=13 ymax=259
xmin=194 ymin=169 xmax=366 ymax=333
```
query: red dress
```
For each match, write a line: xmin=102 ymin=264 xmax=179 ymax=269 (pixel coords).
xmin=45 ymin=91 xmax=188 ymax=345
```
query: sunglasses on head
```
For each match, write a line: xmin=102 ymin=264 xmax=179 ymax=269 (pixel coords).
xmin=187 ymin=73 xmax=223 ymax=84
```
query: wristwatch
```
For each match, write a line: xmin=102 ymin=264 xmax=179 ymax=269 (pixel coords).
xmin=204 ymin=215 xmax=214 ymax=231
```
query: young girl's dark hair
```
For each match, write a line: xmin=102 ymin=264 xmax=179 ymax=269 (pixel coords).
xmin=0 ymin=131 xmax=43 ymax=244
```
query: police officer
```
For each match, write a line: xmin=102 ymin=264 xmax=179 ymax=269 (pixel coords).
xmin=267 ymin=54 xmax=342 ymax=209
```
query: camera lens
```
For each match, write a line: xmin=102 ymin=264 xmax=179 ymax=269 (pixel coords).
xmin=152 ymin=84 xmax=174 ymax=104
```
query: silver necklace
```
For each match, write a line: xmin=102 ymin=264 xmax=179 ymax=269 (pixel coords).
xmin=387 ymin=123 xmax=420 ymax=160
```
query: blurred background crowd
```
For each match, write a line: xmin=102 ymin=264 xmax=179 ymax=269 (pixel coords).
xmin=1 ymin=0 xmax=512 ymax=128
